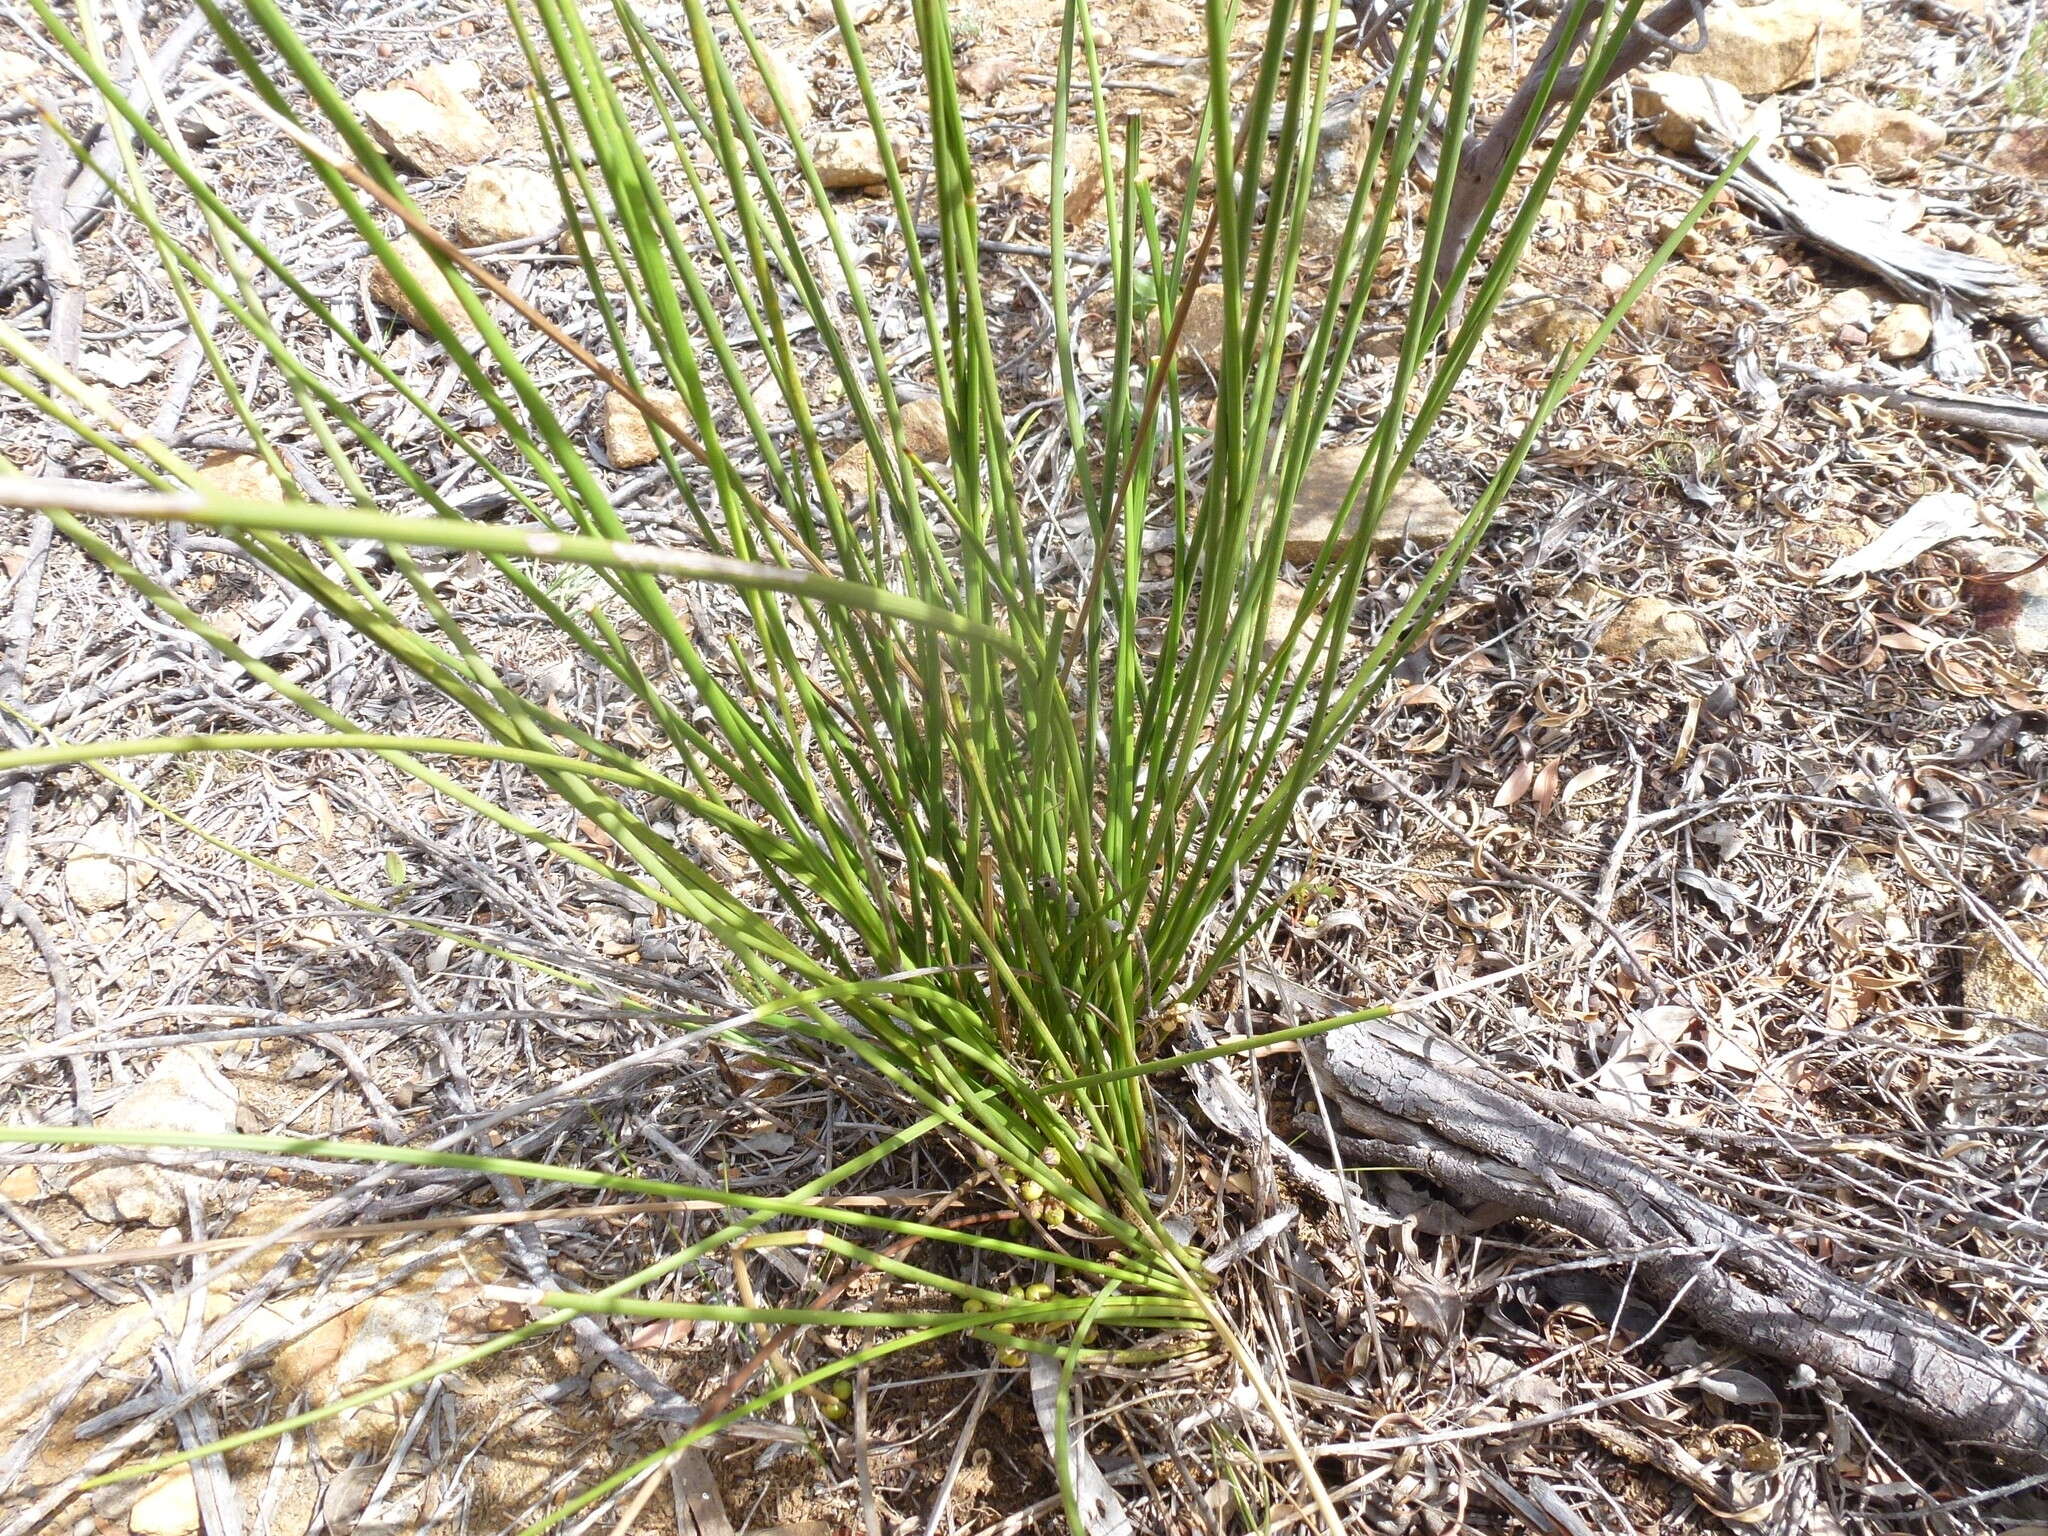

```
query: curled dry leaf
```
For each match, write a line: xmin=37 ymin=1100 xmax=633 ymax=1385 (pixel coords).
xmin=628 ymin=1316 xmax=697 ymax=1351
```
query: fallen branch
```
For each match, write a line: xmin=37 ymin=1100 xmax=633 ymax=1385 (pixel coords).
xmin=1304 ymin=1017 xmax=2048 ymax=1467
xmin=1784 ymin=366 xmax=2048 ymax=445
xmin=1432 ymin=0 xmax=1710 ymax=300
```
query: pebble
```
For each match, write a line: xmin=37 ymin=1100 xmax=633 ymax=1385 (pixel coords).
xmin=1869 ymin=302 xmax=1932 ymax=360
xmin=65 ymin=819 xmax=155 ymax=914
xmin=127 ymin=1468 xmax=199 ymax=1536
xmin=365 ymin=236 xmax=483 ymax=347
xmin=602 ymin=389 xmax=686 ymax=469
xmin=453 ymin=163 xmax=563 ymax=246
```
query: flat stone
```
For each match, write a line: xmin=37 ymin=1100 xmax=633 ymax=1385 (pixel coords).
xmin=1281 ymin=444 xmax=1461 ymax=563
xmin=1814 ymin=285 xmax=1877 ymax=331
xmin=739 ymin=47 xmax=813 ymax=135
xmin=354 ymin=63 xmax=497 ymax=176
xmin=1819 ymin=101 xmax=1944 ymax=175
xmin=65 ymin=818 xmax=156 ymax=914
xmin=602 ymin=388 xmax=685 ymax=469
xmin=811 ymin=126 xmax=903 ymax=190
xmin=366 ymin=236 xmax=482 ymax=347
xmin=453 ymin=163 xmax=563 ymax=246
xmin=1961 ymin=919 xmax=2048 ymax=1030
xmin=128 ymin=1467 xmax=200 ymax=1536
xmin=1592 ymin=592 xmax=1712 ymax=664
xmin=1869 ymin=301 xmax=1932 ymax=359
xmin=68 ymin=1048 xmax=238 ymax=1227
xmin=194 ymin=451 xmax=285 ymax=502
xmin=896 ymin=395 xmax=950 ymax=461
xmin=1666 ymin=0 xmax=1861 ymax=95
xmin=1151 ymin=282 xmax=1230 ymax=372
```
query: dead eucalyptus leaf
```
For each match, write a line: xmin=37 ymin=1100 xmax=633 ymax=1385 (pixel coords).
xmin=1821 ymin=493 xmax=1992 ymax=579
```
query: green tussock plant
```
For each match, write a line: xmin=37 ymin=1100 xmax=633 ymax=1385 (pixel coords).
xmin=0 ymin=0 xmax=1728 ymax=1526
xmin=2009 ymin=21 xmax=2048 ymax=116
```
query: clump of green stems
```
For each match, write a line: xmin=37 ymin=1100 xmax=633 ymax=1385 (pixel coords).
xmin=0 ymin=0 xmax=1726 ymax=1525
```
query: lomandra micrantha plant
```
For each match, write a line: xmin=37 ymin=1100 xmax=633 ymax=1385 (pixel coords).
xmin=0 ymin=0 xmax=1721 ymax=1526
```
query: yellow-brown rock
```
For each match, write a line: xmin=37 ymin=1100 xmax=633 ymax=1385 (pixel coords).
xmin=812 ymin=126 xmax=904 ymax=189
xmin=127 ymin=1467 xmax=200 ymax=1536
xmin=353 ymin=60 xmax=497 ymax=176
xmin=1592 ymin=593 xmax=1711 ymax=664
xmin=1664 ymin=0 xmax=1861 ymax=94
xmin=1962 ymin=920 xmax=2048 ymax=1030
xmin=1280 ymin=444 xmax=1461 ymax=563
xmin=602 ymin=388 xmax=685 ymax=469
xmin=366 ymin=236 xmax=482 ymax=347
xmin=453 ymin=163 xmax=563 ymax=246
xmin=195 ymin=450 xmax=285 ymax=502
xmin=739 ymin=46 xmax=813 ymax=135
xmin=1869 ymin=303 xmax=1932 ymax=360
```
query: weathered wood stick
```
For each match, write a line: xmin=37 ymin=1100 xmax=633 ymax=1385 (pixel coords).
xmin=1305 ymin=1020 xmax=2048 ymax=1466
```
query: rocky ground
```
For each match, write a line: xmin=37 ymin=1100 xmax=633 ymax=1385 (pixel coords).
xmin=3 ymin=0 xmax=2048 ymax=1533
